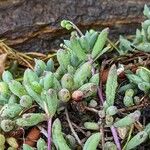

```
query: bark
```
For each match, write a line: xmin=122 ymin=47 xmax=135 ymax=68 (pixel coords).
xmin=0 ymin=0 xmax=149 ymax=52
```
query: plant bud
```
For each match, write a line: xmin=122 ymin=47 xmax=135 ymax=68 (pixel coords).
xmin=66 ymin=24 xmax=72 ymax=30
xmin=1 ymin=119 xmax=15 ymax=132
xmin=125 ymin=89 xmax=134 ymax=97
xmin=84 ymin=122 xmax=99 ymax=130
xmin=104 ymin=141 xmax=117 ymax=150
xmin=37 ymin=138 xmax=47 ymax=150
xmin=0 ymin=82 xmax=9 ymax=95
xmin=70 ymin=53 xmax=80 ymax=67
xmin=58 ymin=89 xmax=71 ymax=102
xmin=61 ymin=20 xmax=67 ymax=28
xmin=34 ymin=59 xmax=46 ymax=76
xmin=106 ymin=106 xmax=118 ymax=116
xmin=6 ymin=137 xmax=18 ymax=149
xmin=72 ymin=90 xmax=84 ymax=101
xmin=123 ymin=96 xmax=134 ymax=107
xmin=66 ymin=135 xmax=76 ymax=148
xmin=46 ymin=58 xmax=55 ymax=72
xmin=54 ymin=66 xmax=65 ymax=80
xmin=2 ymin=71 xmax=13 ymax=83
xmin=123 ymin=89 xmax=134 ymax=107
xmin=61 ymin=73 xmax=74 ymax=91
xmin=106 ymin=115 xmax=114 ymax=126
xmin=134 ymin=96 xmax=141 ymax=105
xmin=20 ymin=95 xmax=33 ymax=108
xmin=98 ymin=110 xmax=105 ymax=118
xmin=0 ymin=133 xmax=5 ymax=145
xmin=79 ymin=83 xmax=97 ymax=98
xmin=88 ymin=99 xmax=98 ymax=108
xmin=39 ymin=77 xmax=44 ymax=87
xmin=31 ymin=81 xmax=43 ymax=94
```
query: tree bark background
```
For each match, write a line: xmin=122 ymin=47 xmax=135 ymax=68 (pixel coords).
xmin=0 ymin=0 xmax=150 ymax=52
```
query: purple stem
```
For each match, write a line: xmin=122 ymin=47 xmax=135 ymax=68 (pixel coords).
xmin=47 ymin=117 xmax=52 ymax=150
xmin=110 ymin=126 xmax=121 ymax=150
xmin=90 ymin=60 xmax=104 ymax=105
xmin=97 ymin=63 xmax=121 ymax=150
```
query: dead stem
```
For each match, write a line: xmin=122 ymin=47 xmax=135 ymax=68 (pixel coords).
xmin=100 ymin=125 xmax=105 ymax=150
xmin=118 ymin=102 xmax=150 ymax=113
xmin=72 ymin=122 xmax=87 ymax=136
xmin=84 ymin=106 xmax=99 ymax=113
xmin=122 ymin=124 xmax=134 ymax=150
xmin=65 ymin=108 xmax=82 ymax=146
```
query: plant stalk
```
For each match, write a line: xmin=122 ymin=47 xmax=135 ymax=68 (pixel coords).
xmin=98 ymin=82 xmax=104 ymax=104
xmin=47 ymin=117 xmax=52 ymax=150
xmin=110 ymin=125 xmax=121 ymax=150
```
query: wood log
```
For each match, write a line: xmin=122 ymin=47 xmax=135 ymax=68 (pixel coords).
xmin=0 ymin=0 xmax=149 ymax=52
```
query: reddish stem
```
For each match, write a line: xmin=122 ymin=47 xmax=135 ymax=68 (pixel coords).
xmin=47 ymin=118 xmax=52 ymax=150
xmin=110 ymin=126 xmax=121 ymax=150
xmin=98 ymin=82 xmax=104 ymax=104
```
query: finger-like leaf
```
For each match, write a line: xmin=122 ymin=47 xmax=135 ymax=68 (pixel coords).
xmin=106 ymin=65 xmax=118 ymax=106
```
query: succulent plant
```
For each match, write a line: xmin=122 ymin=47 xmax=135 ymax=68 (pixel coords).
xmin=3 ymin=7 xmax=150 ymax=149
xmin=119 ymin=5 xmax=150 ymax=54
xmin=127 ymin=67 xmax=150 ymax=93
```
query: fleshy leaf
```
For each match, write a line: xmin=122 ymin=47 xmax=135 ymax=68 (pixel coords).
xmin=106 ymin=65 xmax=118 ymax=106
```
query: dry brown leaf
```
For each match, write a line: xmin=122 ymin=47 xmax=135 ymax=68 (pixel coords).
xmin=0 ymin=53 xmax=7 ymax=75
xmin=117 ymin=126 xmax=129 ymax=139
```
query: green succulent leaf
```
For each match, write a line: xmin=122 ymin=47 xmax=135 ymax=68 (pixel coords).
xmin=106 ymin=64 xmax=118 ymax=106
xmin=34 ymin=59 xmax=46 ymax=76
xmin=114 ymin=110 xmax=141 ymax=127
xmin=52 ymin=118 xmax=71 ymax=150
xmin=41 ymin=89 xmax=58 ymax=117
xmin=126 ymin=131 xmax=148 ymax=150
xmin=37 ymin=138 xmax=47 ymax=150
xmin=143 ymin=4 xmax=150 ymax=19
xmin=9 ymin=80 xmax=27 ymax=98
xmin=0 ymin=103 xmax=22 ymax=118
xmin=92 ymin=28 xmax=109 ymax=58
xmin=16 ymin=113 xmax=46 ymax=127
xmin=83 ymin=133 xmax=101 ymax=150
xmin=23 ymin=144 xmax=34 ymax=150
